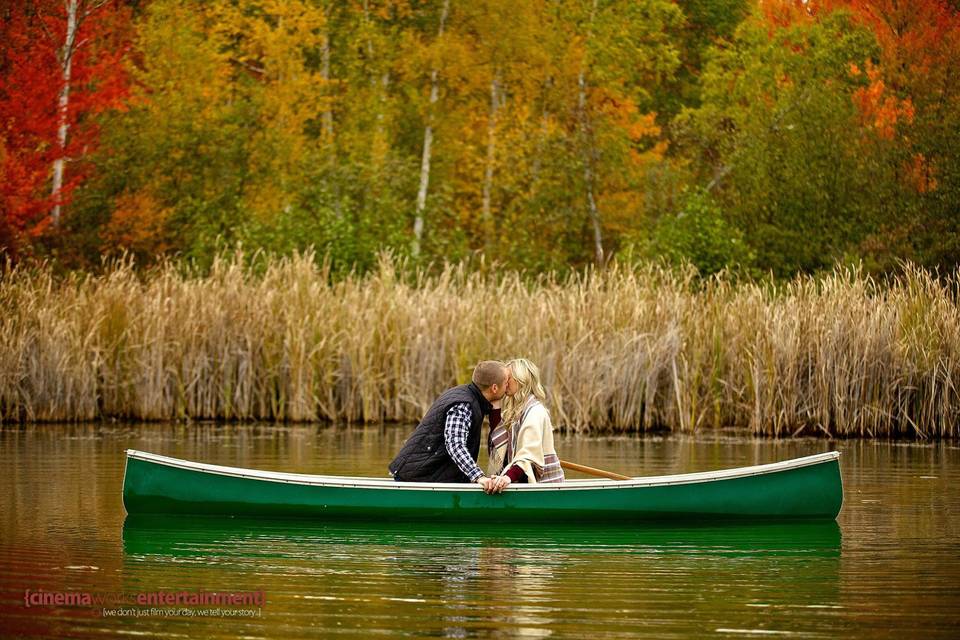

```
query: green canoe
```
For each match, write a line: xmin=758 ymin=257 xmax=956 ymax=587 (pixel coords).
xmin=122 ymin=449 xmax=843 ymax=522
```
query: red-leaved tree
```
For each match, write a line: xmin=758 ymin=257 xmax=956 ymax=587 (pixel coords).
xmin=0 ymin=0 xmax=130 ymax=259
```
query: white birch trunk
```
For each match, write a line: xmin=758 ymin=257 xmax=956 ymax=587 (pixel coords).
xmin=578 ymin=0 xmax=603 ymax=266
xmin=51 ymin=0 xmax=80 ymax=229
xmin=412 ymin=0 xmax=450 ymax=257
xmin=480 ymin=73 xmax=500 ymax=235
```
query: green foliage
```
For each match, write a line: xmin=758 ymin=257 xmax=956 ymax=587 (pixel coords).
xmin=648 ymin=189 xmax=754 ymax=277
xmin=654 ymin=0 xmax=751 ymax=121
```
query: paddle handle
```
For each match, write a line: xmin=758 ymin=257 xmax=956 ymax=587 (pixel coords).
xmin=559 ymin=460 xmax=631 ymax=481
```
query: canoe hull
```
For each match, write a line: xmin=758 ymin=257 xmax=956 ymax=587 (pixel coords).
xmin=122 ymin=451 xmax=843 ymax=522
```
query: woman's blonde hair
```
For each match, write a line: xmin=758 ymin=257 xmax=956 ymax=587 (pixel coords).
xmin=502 ymin=358 xmax=547 ymax=427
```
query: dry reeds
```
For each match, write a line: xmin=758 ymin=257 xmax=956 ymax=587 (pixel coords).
xmin=1 ymin=253 xmax=957 ymax=437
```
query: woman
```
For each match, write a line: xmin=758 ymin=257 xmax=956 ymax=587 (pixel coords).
xmin=487 ymin=358 xmax=564 ymax=490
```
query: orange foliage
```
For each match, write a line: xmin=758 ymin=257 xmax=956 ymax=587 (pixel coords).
xmin=844 ymin=0 xmax=958 ymax=88
xmin=759 ymin=0 xmax=820 ymax=29
xmin=628 ymin=113 xmax=661 ymax=143
xmin=840 ymin=1 xmax=958 ymax=195
xmin=757 ymin=0 xmax=871 ymax=30
xmin=851 ymin=61 xmax=914 ymax=139
xmin=763 ymin=0 xmax=960 ymax=92
xmin=904 ymin=152 xmax=938 ymax=193
xmin=365 ymin=0 xmax=416 ymax=21
xmin=591 ymin=86 xmax=661 ymax=151
xmin=101 ymin=191 xmax=172 ymax=255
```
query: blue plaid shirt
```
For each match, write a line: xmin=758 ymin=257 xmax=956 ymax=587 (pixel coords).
xmin=444 ymin=402 xmax=484 ymax=482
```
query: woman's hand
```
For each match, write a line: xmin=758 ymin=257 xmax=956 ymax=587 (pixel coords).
xmin=492 ymin=475 xmax=512 ymax=493
xmin=477 ymin=475 xmax=511 ymax=494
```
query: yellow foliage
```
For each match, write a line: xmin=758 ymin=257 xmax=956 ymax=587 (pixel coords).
xmin=210 ymin=0 xmax=332 ymax=217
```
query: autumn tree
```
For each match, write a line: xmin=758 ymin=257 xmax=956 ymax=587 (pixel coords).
xmin=656 ymin=0 xmax=751 ymax=118
xmin=403 ymin=0 xmax=449 ymax=257
xmin=0 ymin=0 xmax=129 ymax=258
xmin=444 ymin=0 xmax=549 ymax=253
xmin=674 ymin=5 xmax=887 ymax=275
xmin=556 ymin=0 xmax=683 ymax=265
xmin=211 ymin=0 xmax=330 ymax=217
xmin=78 ymin=0 xmax=242 ymax=262
xmin=842 ymin=0 xmax=960 ymax=271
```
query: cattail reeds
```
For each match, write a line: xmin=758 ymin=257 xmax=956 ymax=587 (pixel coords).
xmin=1 ymin=254 xmax=957 ymax=437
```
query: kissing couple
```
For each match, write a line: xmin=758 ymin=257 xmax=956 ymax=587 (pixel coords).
xmin=388 ymin=359 xmax=564 ymax=493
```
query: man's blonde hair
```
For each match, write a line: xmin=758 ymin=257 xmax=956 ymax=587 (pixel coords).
xmin=472 ymin=360 xmax=508 ymax=389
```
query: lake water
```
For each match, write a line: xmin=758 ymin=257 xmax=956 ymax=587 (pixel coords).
xmin=0 ymin=423 xmax=958 ymax=638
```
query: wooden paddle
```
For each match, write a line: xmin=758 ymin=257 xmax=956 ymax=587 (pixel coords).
xmin=560 ymin=460 xmax=631 ymax=481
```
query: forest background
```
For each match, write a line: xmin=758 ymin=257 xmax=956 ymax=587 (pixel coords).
xmin=2 ymin=0 xmax=959 ymax=279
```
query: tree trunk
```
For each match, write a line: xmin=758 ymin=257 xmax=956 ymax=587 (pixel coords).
xmin=321 ymin=33 xmax=334 ymax=142
xmin=481 ymin=73 xmax=500 ymax=240
xmin=51 ymin=0 xmax=80 ymax=229
xmin=363 ymin=0 xmax=389 ymax=172
xmin=577 ymin=0 xmax=603 ymax=266
xmin=374 ymin=72 xmax=390 ymax=163
xmin=412 ymin=0 xmax=450 ymax=257
xmin=319 ymin=27 xmax=343 ymax=217
xmin=531 ymin=76 xmax=553 ymax=188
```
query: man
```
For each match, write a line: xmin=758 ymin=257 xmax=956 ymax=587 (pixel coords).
xmin=389 ymin=361 xmax=513 ymax=493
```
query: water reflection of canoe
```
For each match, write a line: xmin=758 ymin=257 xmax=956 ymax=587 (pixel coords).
xmin=122 ymin=515 xmax=841 ymax=558
xmin=123 ymin=449 xmax=843 ymax=522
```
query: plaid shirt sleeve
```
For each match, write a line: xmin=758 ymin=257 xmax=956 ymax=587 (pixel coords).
xmin=443 ymin=402 xmax=484 ymax=482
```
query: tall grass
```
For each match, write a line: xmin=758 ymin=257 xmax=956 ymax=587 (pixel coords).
xmin=1 ymin=253 xmax=957 ymax=437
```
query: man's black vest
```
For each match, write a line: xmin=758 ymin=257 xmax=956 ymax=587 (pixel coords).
xmin=389 ymin=383 xmax=492 ymax=483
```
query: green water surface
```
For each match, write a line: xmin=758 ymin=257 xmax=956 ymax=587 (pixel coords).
xmin=0 ymin=423 xmax=957 ymax=638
